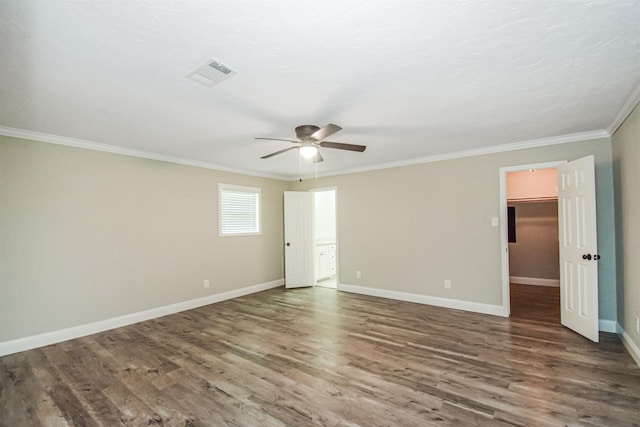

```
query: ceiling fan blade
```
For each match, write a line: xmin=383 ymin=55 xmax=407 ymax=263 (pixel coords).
xmin=313 ymin=151 xmax=324 ymax=163
xmin=318 ymin=141 xmax=366 ymax=152
xmin=255 ymin=137 xmax=300 ymax=144
xmin=260 ymin=146 xmax=299 ymax=159
xmin=310 ymin=123 xmax=342 ymax=142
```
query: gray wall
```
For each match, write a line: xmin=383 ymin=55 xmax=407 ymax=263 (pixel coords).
xmin=508 ymin=201 xmax=560 ymax=281
xmin=293 ymin=137 xmax=617 ymax=321
xmin=0 ymin=136 xmax=288 ymax=342
xmin=612 ymin=102 xmax=640 ymax=352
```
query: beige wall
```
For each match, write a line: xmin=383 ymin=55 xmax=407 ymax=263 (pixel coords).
xmin=508 ymin=201 xmax=560 ymax=281
xmin=293 ymin=137 xmax=617 ymax=320
xmin=612 ymin=102 xmax=640 ymax=351
xmin=0 ymin=136 xmax=288 ymax=342
xmin=0 ymin=132 xmax=622 ymax=344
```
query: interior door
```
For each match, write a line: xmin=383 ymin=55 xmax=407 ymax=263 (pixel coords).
xmin=284 ymin=191 xmax=314 ymax=288
xmin=558 ymin=155 xmax=599 ymax=342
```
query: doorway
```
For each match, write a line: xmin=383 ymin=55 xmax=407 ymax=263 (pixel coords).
xmin=501 ymin=157 xmax=600 ymax=340
xmin=312 ymin=188 xmax=337 ymax=288
xmin=507 ymin=175 xmax=560 ymax=323
xmin=500 ymin=161 xmax=566 ymax=321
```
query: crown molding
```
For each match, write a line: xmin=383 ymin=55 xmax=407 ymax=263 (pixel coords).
xmin=0 ymin=126 xmax=287 ymax=181
xmin=300 ymin=129 xmax=610 ymax=180
xmin=1 ymin=125 xmax=611 ymax=183
xmin=607 ymin=80 xmax=640 ymax=135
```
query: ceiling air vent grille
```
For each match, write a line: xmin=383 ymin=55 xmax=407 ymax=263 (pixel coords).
xmin=188 ymin=58 xmax=237 ymax=87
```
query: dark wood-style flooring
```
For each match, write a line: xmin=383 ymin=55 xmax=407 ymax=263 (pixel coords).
xmin=510 ymin=283 xmax=560 ymax=325
xmin=1 ymin=287 xmax=639 ymax=426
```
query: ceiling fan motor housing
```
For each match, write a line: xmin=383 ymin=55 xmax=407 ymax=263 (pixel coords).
xmin=257 ymin=123 xmax=366 ymax=160
xmin=295 ymin=125 xmax=320 ymax=139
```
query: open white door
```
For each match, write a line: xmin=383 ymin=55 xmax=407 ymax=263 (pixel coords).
xmin=284 ymin=191 xmax=314 ymax=289
xmin=558 ymin=155 xmax=599 ymax=342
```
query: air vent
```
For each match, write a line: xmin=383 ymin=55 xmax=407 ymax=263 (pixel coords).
xmin=187 ymin=58 xmax=237 ymax=87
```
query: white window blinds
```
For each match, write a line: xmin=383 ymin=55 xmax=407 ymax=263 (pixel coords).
xmin=219 ymin=184 xmax=261 ymax=236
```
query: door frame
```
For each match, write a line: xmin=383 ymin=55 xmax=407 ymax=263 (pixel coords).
xmin=310 ymin=186 xmax=339 ymax=287
xmin=499 ymin=160 xmax=567 ymax=316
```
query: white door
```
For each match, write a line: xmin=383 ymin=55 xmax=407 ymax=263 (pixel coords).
xmin=558 ymin=155 xmax=599 ymax=342
xmin=284 ymin=191 xmax=314 ymax=288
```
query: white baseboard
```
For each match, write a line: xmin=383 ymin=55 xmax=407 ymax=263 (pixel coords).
xmin=510 ymin=276 xmax=560 ymax=287
xmin=619 ymin=326 xmax=640 ymax=368
xmin=338 ymin=283 xmax=508 ymax=317
xmin=0 ymin=279 xmax=284 ymax=357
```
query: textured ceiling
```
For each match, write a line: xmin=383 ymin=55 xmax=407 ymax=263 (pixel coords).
xmin=1 ymin=0 xmax=639 ymax=179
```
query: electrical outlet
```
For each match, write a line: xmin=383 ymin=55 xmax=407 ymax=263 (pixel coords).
xmin=444 ymin=279 xmax=452 ymax=289
xmin=356 ymin=271 xmax=362 ymax=279
xmin=204 ymin=279 xmax=210 ymax=288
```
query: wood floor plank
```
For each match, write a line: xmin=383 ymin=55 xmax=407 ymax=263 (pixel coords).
xmin=2 ymin=286 xmax=639 ymax=426
xmin=510 ymin=283 xmax=560 ymax=324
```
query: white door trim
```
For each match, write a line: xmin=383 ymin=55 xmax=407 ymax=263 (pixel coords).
xmin=499 ymin=160 xmax=567 ymax=316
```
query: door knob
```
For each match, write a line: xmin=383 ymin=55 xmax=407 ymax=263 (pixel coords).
xmin=582 ymin=254 xmax=592 ymax=260
xmin=286 ymin=242 xmax=291 ymax=246
xmin=594 ymin=254 xmax=601 ymax=260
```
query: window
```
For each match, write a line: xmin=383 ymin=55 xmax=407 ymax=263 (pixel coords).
xmin=218 ymin=184 xmax=261 ymax=236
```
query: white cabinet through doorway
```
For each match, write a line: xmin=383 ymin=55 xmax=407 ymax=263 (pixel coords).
xmin=316 ymin=244 xmax=336 ymax=280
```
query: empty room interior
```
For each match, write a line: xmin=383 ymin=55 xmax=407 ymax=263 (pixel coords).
xmin=1 ymin=1 xmax=640 ymax=425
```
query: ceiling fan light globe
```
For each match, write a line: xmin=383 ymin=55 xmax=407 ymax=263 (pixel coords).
xmin=299 ymin=146 xmax=318 ymax=159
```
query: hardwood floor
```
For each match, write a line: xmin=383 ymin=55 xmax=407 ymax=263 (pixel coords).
xmin=1 ymin=287 xmax=639 ymax=426
xmin=510 ymin=283 xmax=560 ymax=324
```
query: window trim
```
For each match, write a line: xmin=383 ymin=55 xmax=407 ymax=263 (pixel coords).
xmin=218 ymin=183 xmax=261 ymax=237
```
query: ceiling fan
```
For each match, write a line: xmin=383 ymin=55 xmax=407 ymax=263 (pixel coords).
xmin=256 ymin=124 xmax=366 ymax=162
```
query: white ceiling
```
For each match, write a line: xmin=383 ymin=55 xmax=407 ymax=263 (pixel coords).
xmin=1 ymin=1 xmax=639 ymax=180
